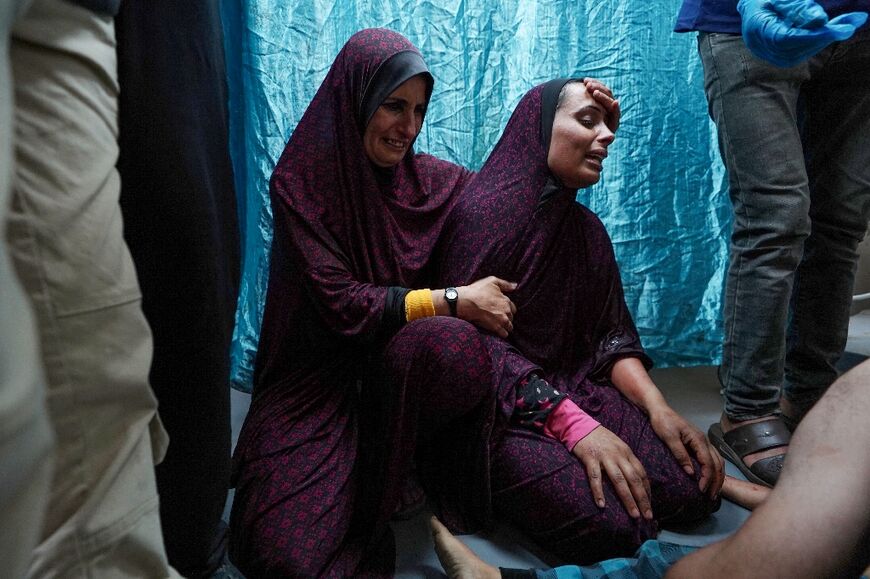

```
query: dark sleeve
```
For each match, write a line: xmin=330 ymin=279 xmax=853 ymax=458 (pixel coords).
xmin=587 ymin=328 xmax=653 ymax=383
xmin=382 ymin=286 xmax=412 ymax=334
xmin=70 ymin=0 xmax=120 ymax=16
xmin=514 ymin=374 xmax=567 ymax=431
xmin=274 ymin=197 xmax=396 ymax=339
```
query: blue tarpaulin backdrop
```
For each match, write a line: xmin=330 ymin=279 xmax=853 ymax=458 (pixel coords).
xmin=221 ymin=0 xmax=731 ymax=392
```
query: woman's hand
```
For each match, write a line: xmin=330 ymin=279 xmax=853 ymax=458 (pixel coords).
xmin=583 ymin=78 xmax=620 ymax=132
xmin=647 ymin=404 xmax=725 ymax=499
xmin=572 ymin=426 xmax=653 ymax=519
xmin=457 ymin=276 xmax=517 ymax=338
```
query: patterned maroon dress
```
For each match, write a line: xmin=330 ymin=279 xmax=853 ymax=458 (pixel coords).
xmin=435 ymin=80 xmax=719 ymax=564
xmin=228 ymin=30 xmax=493 ymax=577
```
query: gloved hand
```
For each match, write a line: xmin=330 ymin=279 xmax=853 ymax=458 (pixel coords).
xmin=737 ymin=0 xmax=868 ymax=67
xmin=759 ymin=0 xmax=828 ymax=27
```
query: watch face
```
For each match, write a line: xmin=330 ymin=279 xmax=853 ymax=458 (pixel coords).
xmin=445 ymin=288 xmax=458 ymax=300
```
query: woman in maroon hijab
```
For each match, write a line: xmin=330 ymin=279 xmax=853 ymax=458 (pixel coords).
xmin=436 ymin=79 xmax=724 ymax=564
xmin=228 ymin=29 xmax=517 ymax=577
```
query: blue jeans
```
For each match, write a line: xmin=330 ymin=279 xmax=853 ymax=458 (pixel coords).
xmin=698 ymin=29 xmax=870 ymax=421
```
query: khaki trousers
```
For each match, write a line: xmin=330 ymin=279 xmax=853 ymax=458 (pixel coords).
xmin=0 ymin=0 xmax=54 ymax=576
xmin=8 ymin=0 xmax=179 ymax=576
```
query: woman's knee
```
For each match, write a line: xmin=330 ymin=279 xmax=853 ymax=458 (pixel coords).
xmin=544 ymin=504 xmax=656 ymax=564
xmin=494 ymin=474 xmax=655 ymax=564
xmin=387 ymin=317 xmax=491 ymax=383
xmin=653 ymin=469 xmax=720 ymax=524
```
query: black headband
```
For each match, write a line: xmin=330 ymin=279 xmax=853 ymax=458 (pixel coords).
xmin=540 ymin=77 xmax=584 ymax=150
xmin=359 ymin=50 xmax=434 ymax=128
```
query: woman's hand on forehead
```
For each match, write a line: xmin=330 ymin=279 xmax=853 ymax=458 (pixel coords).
xmin=583 ymin=78 xmax=620 ymax=133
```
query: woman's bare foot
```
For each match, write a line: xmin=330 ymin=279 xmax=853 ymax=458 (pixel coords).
xmin=430 ymin=516 xmax=501 ymax=579
xmin=720 ymin=475 xmax=770 ymax=510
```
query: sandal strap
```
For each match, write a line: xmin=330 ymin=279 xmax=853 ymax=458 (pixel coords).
xmin=749 ymin=454 xmax=786 ymax=486
xmin=722 ymin=418 xmax=790 ymax=458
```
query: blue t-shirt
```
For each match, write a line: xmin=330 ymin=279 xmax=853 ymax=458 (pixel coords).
xmin=675 ymin=0 xmax=869 ymax=33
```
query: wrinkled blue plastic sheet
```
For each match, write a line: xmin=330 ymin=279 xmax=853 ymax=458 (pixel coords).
xmin=221 ymin=0 xmax=730 ymax=392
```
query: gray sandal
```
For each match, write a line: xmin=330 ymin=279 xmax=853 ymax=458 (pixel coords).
xmin=708 ymin=418 xmax=790 ymax=487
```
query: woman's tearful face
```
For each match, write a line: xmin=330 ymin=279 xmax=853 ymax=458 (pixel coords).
xmin=547 ymin=82 xmax=615 ymax=189
xmin=363 ymin=74 xmax=428 ymax=168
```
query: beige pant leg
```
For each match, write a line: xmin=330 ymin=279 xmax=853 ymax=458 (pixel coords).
xmin=0 ymin=0 xmax=55 ymax=577
xmin=8 ymin=0 xmax=177 ymax=576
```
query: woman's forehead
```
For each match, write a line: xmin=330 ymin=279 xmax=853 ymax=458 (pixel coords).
xmin=559 ymin=83 xmax=600 ymax=113
xmin=387 ymin=75 xmax=428 ymax=99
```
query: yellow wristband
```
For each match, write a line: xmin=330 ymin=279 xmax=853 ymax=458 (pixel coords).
xmin=405 ymin=289 xmax=435 ymax=322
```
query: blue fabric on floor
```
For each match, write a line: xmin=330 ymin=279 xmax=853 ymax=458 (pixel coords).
xmin=220 ymin=0 xmax=730 ymax=392
xmin=534 ymin=541 xmax=696 ymax=579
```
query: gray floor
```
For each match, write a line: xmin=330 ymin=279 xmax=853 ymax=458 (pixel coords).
xmin=227 ymin=309 xmax=870 ymax=577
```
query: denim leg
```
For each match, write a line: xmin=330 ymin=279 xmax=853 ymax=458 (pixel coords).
xmin=784 ymin=29 xmax=870 ymax=416
xmin=699 ymin=32 xmax=811 ymax=420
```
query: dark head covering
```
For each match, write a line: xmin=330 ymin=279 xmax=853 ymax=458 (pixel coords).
xmin=438 ymin=79 xmax=650 ymax=386
xmin=253 ymin=29 xmax=471 ymax=392
xmin=359 ymin=50 xmax=432 ymax=128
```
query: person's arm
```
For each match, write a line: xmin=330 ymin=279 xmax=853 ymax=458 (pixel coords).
xmin=610 ymin=357 xmax=725 ymax=499
xmin=279 ymin=193 xmax=519 ymax=340
xmin=514 ymin=374 xmax=568 ymax=428
xmin=569 ymin=210 xmax=723 ymax=499
xmin=513 ymin=375 xmax=599 ymax=455
xmin=280 ymin=201 xmax=397 ymax=338
xmin=508 ymin=372 xmax=653 ymax=519
xmin=583 ymin=216 xmax=653 ymax=383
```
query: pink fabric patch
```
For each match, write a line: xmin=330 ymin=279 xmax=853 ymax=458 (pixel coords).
xmin=543 ymin=398 xmax=600 ymax=452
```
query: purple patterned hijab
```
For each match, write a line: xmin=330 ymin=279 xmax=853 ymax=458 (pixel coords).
xmin=438 ymin=80 xmax=650 ymax=388
xmin=254 ymin=29 xmax=471 ymax=394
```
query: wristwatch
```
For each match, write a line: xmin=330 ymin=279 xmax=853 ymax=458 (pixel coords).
xmin=444 ymin=287 xmax=459 ymax=317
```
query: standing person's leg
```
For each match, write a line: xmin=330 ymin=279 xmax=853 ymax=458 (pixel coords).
xmin=0 ymin=1 xmax=54 ymax=576
xmin=698 ymin=32 xmax=809 ymax=485
xmin=667 ymin=359 xmax=870 ymax=578
xmin=115 ymin=1 xmax=240 ymax=575
xmin=8 ymin=0 xmax=177 ymax=575
xmin=783 ymin=29 xmax=870 ymax=423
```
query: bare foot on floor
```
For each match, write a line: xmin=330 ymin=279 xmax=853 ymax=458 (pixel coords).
xmin=430 ymin=516 xmax=501 ymax=579
xmin=721 ymin=475 xmax=770 ymax=510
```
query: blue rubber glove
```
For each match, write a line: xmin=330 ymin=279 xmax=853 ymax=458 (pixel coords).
xmin=737 ymin=0 xmax=868 ymax=67
xmin=761 ymin=0 xmax=828 ymax=27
